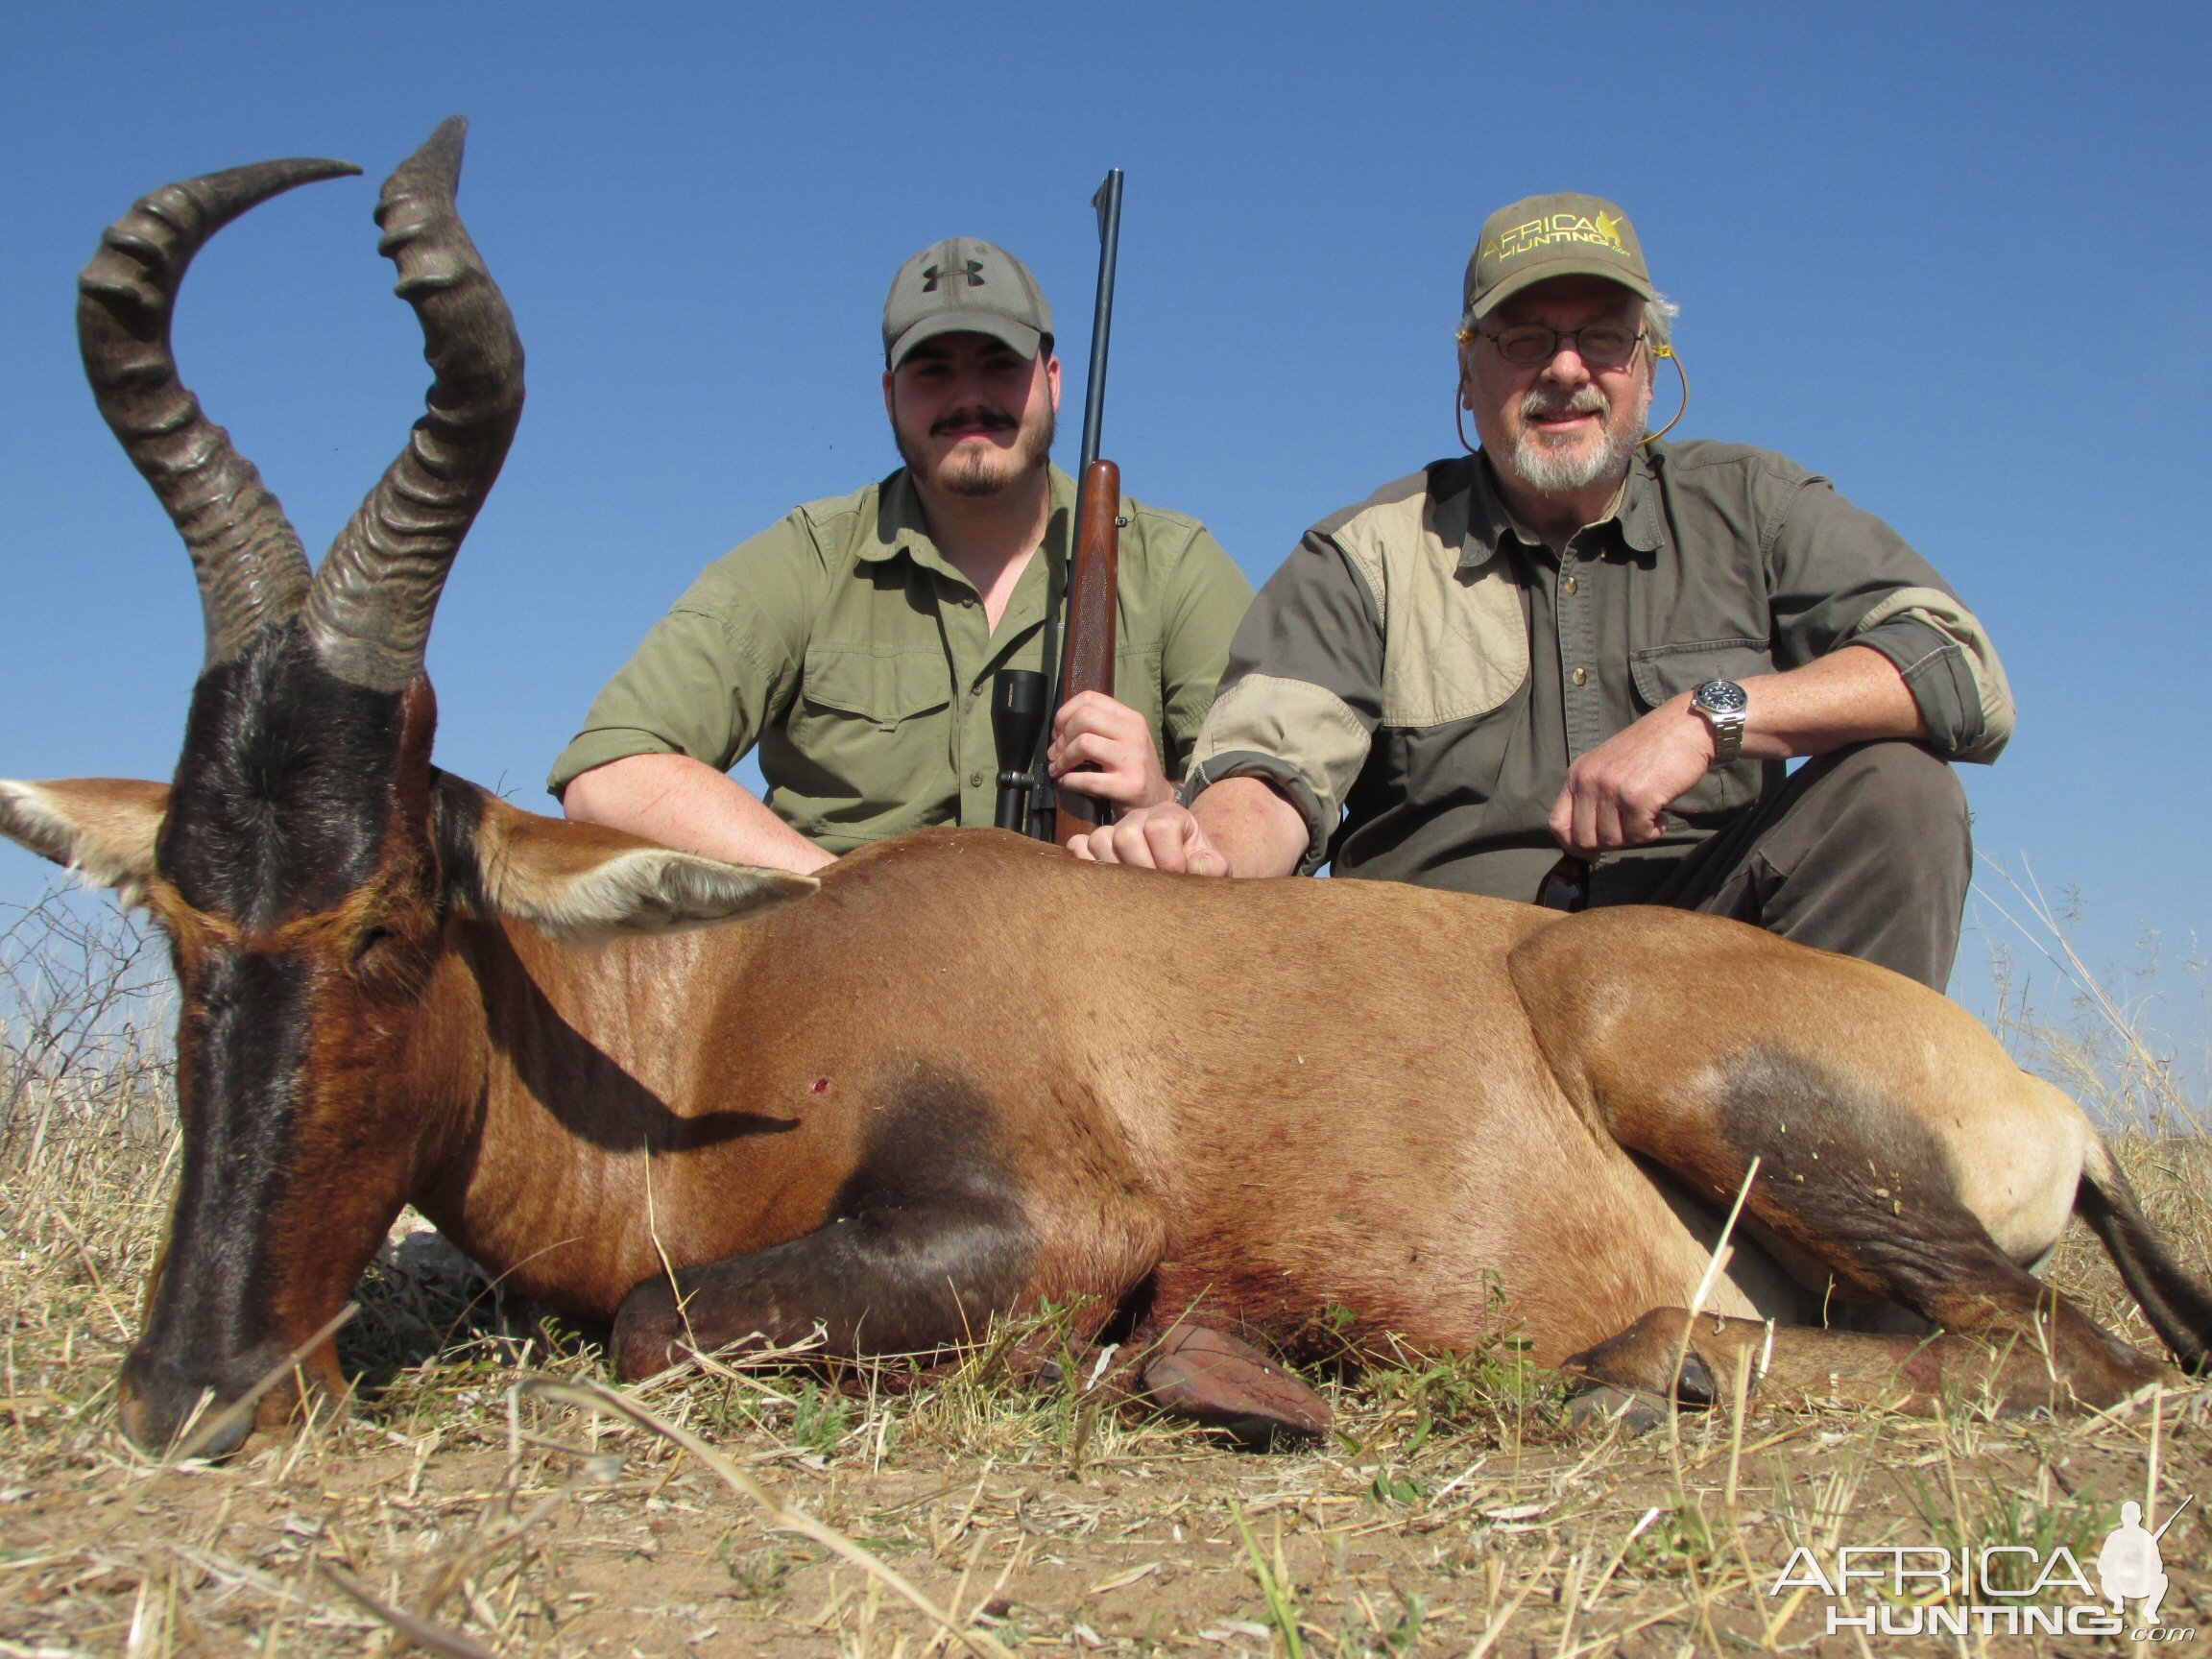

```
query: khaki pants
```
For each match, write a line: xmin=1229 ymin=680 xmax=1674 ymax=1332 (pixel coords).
xmin=1642 ymin=741 xmax=1971 ymax=992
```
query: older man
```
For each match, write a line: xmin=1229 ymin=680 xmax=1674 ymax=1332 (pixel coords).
xmin=553 ymin=238 xmax=1251 ymax=871
xmin=1076 ymin=193 xmax=2009 ymax=989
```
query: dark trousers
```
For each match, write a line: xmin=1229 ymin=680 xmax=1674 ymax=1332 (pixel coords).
xmin=1641 ymin=741 xmax=1971 ymax=991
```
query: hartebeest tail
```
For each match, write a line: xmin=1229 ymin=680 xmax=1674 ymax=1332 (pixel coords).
xmin=2078 ymin=1136 xmax=2212 ymax=1374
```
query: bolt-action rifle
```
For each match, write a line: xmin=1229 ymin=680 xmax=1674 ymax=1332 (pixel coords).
xmin=992 ymin=169 xmax=1124 ymax=845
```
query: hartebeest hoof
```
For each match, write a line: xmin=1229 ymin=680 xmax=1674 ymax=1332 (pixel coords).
xmin=1561 ymin=1309 xmax=1724 ymax=1407
xmin=1137 ymin=1324 xmax=1333 ymax=1447
xmin=1562 ymin=1382 xmax=1671 ymax=1433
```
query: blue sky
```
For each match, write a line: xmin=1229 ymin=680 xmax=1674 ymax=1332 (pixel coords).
xmin=2 ymin=2 xmax=2204 ymax=1046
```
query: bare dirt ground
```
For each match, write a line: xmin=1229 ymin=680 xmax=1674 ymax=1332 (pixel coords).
xmin=4 ymin=1136 xmax=2208 ymax=1658
xmin=3 ymin=891 xmax=2208 ymax=1656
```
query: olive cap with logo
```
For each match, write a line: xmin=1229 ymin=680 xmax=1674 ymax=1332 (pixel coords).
xmin=1462 ymin=192 xmax=1654 ymax=323
xmin=883 ymin=237 xmax=1055 ymax=369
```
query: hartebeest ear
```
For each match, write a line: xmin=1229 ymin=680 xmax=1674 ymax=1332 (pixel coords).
xmin=0 ymin=779 xmax=170 ymax=906
xmin=450 ymin=786 xmax=817 ymax=941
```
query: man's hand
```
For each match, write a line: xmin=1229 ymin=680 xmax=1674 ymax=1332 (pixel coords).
xmin=1068 ymin=801 xmax=1234 ymax=875
xmin=1070 ymin=777 xmax=1308 ymax=878
xmin=1548 ymin=696 xmax=1714 ymax=856
xmin=1048 ymin=690 xmax=1174 ymax=810
xmin=1547 ymin=649 xmax=1929 ymax=858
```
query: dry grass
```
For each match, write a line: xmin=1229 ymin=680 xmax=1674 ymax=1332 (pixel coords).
xmin=1 ymin=882 xmax=2207 ymax=1656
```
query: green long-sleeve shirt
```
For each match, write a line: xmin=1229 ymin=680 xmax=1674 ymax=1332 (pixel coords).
xmin=552 ymin=466 xmax=1253 ymax=853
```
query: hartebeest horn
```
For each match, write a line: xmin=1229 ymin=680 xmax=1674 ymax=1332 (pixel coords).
xmin=78 ymin=155 xmax=361 ymax=671
xmin=302 ymin=117 xmax=525 ymax=691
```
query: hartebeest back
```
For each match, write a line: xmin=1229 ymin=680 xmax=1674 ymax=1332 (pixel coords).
xmin=5 ymin=123 xmax=2208 ymax=1456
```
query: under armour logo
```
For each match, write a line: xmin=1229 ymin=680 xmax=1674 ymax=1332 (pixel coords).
xmin=922 ymin=260 xmax=985 ymax=292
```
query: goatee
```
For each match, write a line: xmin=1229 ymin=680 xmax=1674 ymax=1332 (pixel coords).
xmin=897 ymin=408 xmax=1057 ymax=497
xmin=1510 ymin=382 xmax=1651 ymax=495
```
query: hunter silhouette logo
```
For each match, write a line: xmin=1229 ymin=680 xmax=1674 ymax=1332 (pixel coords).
xmin=2098 ymin=1496 xmax=2191 ymax=1628
xmin=1767 ymin=1490 xmax=2197 ymax=1640
xmin=922 ymin=259 xmax=985 ymax=292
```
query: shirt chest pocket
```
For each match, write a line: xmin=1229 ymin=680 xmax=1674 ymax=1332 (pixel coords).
xmin=787 ymin=642 xmax=956 ymax=819
xmin=798 ymin=643 xmax=953 ymax=730
xmin=1627 ymin=638 xmax=1774 ymax=821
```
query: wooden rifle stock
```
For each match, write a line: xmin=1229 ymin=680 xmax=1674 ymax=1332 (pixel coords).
xmin=1054 ymin=457 xmax=1120 ymax=840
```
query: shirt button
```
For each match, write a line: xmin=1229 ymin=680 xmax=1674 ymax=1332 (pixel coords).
xmin=970 ymin=685 xmax=984 ymax=698
xmin=1572 ymin=667 xmax=1588 ymax=687
xmin=969 ymin=771 xmax=984 ymax=788
xmin=1564 ymin=574 xmax=1579 ymax=595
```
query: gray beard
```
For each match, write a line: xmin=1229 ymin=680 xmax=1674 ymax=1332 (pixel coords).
xmin=1509 ymin=384 xmax=1650 ymax=495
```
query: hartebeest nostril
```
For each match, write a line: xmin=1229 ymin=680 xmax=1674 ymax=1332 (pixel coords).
xmin=117 ymin=1356 xmax=240 ymax=1459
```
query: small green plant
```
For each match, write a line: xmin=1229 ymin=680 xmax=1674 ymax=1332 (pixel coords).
xmin=1378 ymin=1591 xmax=1427 ymax=1655
xmin=1368 ymin=1467 xmax=1425 ymax=1506
xmin=788 ymin=1381 xmax=852 ymax=1455
xmin=1904 ymin=1472 xmax=2110 ymax=1597
xmin=1333 ymin=1587 xmax=1429 ymax=1656
xmin=1356 ymin=1324 xmax=1562 ymax=1454
xmin=1622 ymin=1504 xmax=1718 ymax=1577
xmin=723 ymin=1541 xmax=791 ymax=1599
xmin=1232 ymin=1502 xmax=1307 ymax=1659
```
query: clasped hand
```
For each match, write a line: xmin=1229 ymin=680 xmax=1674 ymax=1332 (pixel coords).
xmin=1548 ymin=696 xmax=1719 ymax=857
xmin=1047 ymin=690 xmax=1174 ymax=811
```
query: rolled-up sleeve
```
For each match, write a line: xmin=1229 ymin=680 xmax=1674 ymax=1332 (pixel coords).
xmin=1759 ymin=469 xmax=2013 ymax=763
xmin=546 ymin=518 xmax=817 ymax=799
xmin=1183 ymin=530 xmax=1385 ymax=873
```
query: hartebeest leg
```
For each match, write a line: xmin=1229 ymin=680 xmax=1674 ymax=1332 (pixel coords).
xmin=1509 ymin=912 xmax=2171 ymax=1409
xmin=1574 ymin=1060 xmax=2162 ymax=1407
xmin=1112 ymin=1310 xmax=1334 ymax=1446
xmin=611 ymin=1189 xmax=1036 ymax=1380
xmin=613 ymin=1222 xmax=1335 ymax=1441
xmin=1564 ymin=1306 xmax=2150 ymax=1416
xmin=612 ymin=1210 xmax=1334 ymax=1442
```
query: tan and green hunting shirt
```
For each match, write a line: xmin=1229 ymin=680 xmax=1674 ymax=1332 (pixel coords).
xmin=550 ymin=467 xmax=1252 ymax=853
xmin=1187 ymin=440 xmax=2011 ymax=904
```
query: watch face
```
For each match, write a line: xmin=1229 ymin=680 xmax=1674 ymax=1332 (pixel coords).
xmin=1695 ymin=679 xmax=1749 ymax=716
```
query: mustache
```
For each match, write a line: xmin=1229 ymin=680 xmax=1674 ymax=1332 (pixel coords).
xmin=930 ymin=406 xmax=1020 ymax=437
xmin=1520 ymin=387 xmax=1608 ymax=420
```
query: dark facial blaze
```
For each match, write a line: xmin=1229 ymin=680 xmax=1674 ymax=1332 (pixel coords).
xmin=123 ymin=625 xmax=445 ymax=1455
xmin=162 ymin=626 xmax=417 ymax=925
xmin=85 ymin=120 xmax=523 ymax=1455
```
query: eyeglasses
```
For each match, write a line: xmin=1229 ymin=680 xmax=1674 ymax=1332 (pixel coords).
xmin=1475 ymin=323 xmax=1646 ymax=370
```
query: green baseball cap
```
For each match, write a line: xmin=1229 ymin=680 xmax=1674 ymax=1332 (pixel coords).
xmin=1462 ymin=193 xmax=1654 ymax=322
xmin=883 ymin=237 xmax=1054 ymax=369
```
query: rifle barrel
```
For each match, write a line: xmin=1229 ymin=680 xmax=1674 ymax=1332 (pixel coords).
xmin=1077 ymin=169 xmax=1123 ymax=477
xmin=1030 ymin=167 xmax=1126 ymax=842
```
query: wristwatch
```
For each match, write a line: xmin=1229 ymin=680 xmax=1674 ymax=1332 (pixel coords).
xmin=1690 ymin=678 xmax=1749 ymax=769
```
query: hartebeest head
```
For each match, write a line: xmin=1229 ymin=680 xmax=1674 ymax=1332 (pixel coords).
xmin=0 ymin=121 xmax=811 ymax=1455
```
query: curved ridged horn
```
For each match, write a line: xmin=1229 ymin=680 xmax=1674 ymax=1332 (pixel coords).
xmin=78 ymin=156 xmax=362 ymax=670
xmin=302 ymin=117 xmax=525 ymax=690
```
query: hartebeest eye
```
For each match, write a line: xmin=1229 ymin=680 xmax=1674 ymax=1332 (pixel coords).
xmin=350 ymin=922 xmax=434 ymax=999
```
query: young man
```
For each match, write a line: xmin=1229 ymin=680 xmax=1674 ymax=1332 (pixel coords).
xmin=1073 ymin=194 xmax=2009 ymax=990
xmin=553 ymin=238 xmax=1251 ymax=872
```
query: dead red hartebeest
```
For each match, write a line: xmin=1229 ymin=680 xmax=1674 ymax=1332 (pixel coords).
xmin=5 ymin=123 xmax=2207 ymax=1457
